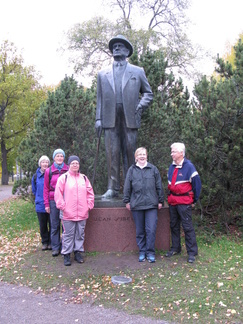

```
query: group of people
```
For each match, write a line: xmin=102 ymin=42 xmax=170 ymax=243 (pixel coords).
xmin=32 ymin=35 xmax=201 ymax=266
xmin=32 ymin=142 xmax=201 ymax=266
xmin=123 ymin=143 xmax=201 ymax=264
xmin=31 ymin=149 xmax=94 ymax=266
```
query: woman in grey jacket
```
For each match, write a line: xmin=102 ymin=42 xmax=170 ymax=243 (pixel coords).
xmin=123 ymin=147 xmax=164 ymax=263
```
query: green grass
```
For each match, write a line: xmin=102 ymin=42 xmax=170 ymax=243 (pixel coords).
xmin=0 ymin=198 xmax=38 ymax=238
xmin=0 ymin=198 xmax=242 ymax=323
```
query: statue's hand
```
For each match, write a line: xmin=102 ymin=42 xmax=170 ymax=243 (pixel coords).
xmin=135 ymin=106 xmax=143 ymax=127
xmin=95 ymin=120 xmax=102 ymax=138
xmin=135 ymin=105 xmax=143 ymax=113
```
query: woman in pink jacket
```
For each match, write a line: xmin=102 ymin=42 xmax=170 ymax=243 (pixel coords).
xmin=54 ymin=155 xmax=94 ymax=266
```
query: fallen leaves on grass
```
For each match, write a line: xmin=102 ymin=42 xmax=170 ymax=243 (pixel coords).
xmin=0 ymin=231 xmax=40 ymax=270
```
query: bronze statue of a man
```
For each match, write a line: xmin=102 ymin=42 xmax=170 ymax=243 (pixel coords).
xmin=95 ymin=35 xmax=153 ymax=198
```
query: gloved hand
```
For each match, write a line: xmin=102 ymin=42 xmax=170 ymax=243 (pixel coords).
xmin=95 ymin=120 xmax=102 ymax=138
xmin=135 ymin=106 xmax=143 ymax=127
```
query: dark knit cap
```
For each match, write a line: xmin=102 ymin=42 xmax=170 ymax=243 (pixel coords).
xmin=68 ymin=155 xmax=80 ymax=165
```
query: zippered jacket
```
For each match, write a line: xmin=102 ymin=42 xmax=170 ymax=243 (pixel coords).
xmin=167 ymin=158 xmax=201 ymax=205
xmin=123 ymin=163 xmax=164 ymax=210
xmin=54 ymin=170 xmax=94 ymax=221
xmin=43 ymin=163 xmax=69 ymax=208
xmin=31 ymin=167 xmax=45 ymax=213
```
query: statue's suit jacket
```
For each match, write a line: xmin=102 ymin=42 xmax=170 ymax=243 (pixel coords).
xmin=96 ymin=62 xmax=153 ymax=129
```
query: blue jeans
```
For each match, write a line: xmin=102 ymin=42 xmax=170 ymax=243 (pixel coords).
xmin=49 ymin=200 xmax=61 ymax=251
xmin=132 ymin=208 xmax=158 ymax=256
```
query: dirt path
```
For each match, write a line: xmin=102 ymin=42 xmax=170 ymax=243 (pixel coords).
xmin=0 ymin=281 xmax=169 ymax=324
xmin=0 ymin=185 xmax=14 ymax=202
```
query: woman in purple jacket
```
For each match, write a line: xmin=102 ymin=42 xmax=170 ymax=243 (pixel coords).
xmin=43 ymin=149 xmax=69 ymax=257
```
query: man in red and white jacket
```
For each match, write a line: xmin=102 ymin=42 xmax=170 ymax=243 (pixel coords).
xmin=166 ymin=142 xmax=201 ymax=263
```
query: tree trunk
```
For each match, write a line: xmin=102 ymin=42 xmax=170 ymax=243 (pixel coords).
xmin=1 ymin=140 xmax=9 ymax=185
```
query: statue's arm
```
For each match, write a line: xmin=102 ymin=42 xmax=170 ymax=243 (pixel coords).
xmin=137 ymin=68 xmax=153 ymax=112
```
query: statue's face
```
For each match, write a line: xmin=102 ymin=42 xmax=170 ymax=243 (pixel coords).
xmin=112 ymin=42 xmax=129 ymax=59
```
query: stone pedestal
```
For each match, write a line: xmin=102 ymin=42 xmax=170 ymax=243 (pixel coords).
xmin=84 ymin=205 xmax=170 ymax=252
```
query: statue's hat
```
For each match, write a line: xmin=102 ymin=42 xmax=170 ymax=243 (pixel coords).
xmin=108 ymin=35 xmax=133 ymax=57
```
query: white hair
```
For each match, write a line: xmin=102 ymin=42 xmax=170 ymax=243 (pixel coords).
xmin=171 ymin=143 xmax=185 ymax=157
xmin=38 ymin=155 xmax=50 ymax=167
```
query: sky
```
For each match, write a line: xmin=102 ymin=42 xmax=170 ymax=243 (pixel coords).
xmin=0 ymin=0 xmax=242 ymax=89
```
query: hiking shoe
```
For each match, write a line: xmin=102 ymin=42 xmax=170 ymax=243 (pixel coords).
xmin=64 ymin=254 xmax=71 ymax=266
xmin=138 ymin=252 xmax=146 ymax=262
xmin=187 ymin=255 xmax=196 ymax=263
xmin=42 ymin=244 xmax=48 ymax=251
xmin=74 ymin=252 xmax=84 ymax=263
xmin=52 ymin=250 xmax=59 ymax=257
xmin=165 ymin=250 xmax=181 ymax=258
xmin=147 ymin=255 xmax=156 ymax=263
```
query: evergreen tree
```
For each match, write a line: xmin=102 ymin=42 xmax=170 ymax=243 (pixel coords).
xmin=18 ymin=76 xmax=107 ymax=193
xmin=190 ymin=39 xmax=243 ymax=223
xmin=131 ymin=49 xmax=192 ymax=185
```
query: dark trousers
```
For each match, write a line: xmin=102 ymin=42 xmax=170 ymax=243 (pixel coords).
xmin=132 ymin=208 xmax=158 ymax=256
xmin=169 ymin=204 xmax=198 ymax=256
xmin=104 ymin=104 xmax=137 ymax=192
xmin=37 ymin=212 xmax=51 ymax=245
xmin=49 ymin=200 xmax=61 ymax=251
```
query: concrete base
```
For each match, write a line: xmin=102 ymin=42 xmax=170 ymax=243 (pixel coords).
xmin=84 ymin=207 xmax=170 ymax=252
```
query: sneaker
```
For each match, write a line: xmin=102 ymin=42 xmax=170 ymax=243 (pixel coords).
xmin=64 ymin=254 xmax=71 ymax=266
xmin=165 ymin=250 xmax=181 ymax=257
xmin=52 ymin=250 xmax=59 ymax=257
xmin=187 ymin=255 xmax=196 ymax=263
xmin=42 ymin=244 xmax=48 ymax=251
xmin=47 ymin=245 xmax=52 ymax=250
xmin=74 ymin=252 xmax=84 ymax=263
xmin=147 ymin=255 xmax=156 ymax=263
xmin=138 ymin=252 xmax=146 ymax=262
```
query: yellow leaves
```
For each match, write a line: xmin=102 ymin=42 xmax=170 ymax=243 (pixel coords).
xmin=229 ymin=309 xmax=236 ymax=314
xmin=217 ymin=282 xmax=224 ymax=288
xmin=92 ymin=283 xmax=101 ymax=289
xmin=174 ymin=299 xmax=182 ymax=306
xmin=122 ymin=298 xmax=130 ymax=305
xmin=226 ymin=309 xmax=237 ymax=317
xmin=193 ymin=312 xmax=199 ymax=319
xmin=0 ymin=230 xmax=40 ymax=270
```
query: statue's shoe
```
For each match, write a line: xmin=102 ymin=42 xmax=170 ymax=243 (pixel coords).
xmin=102 ymin=189 xmax=119 ymax=199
